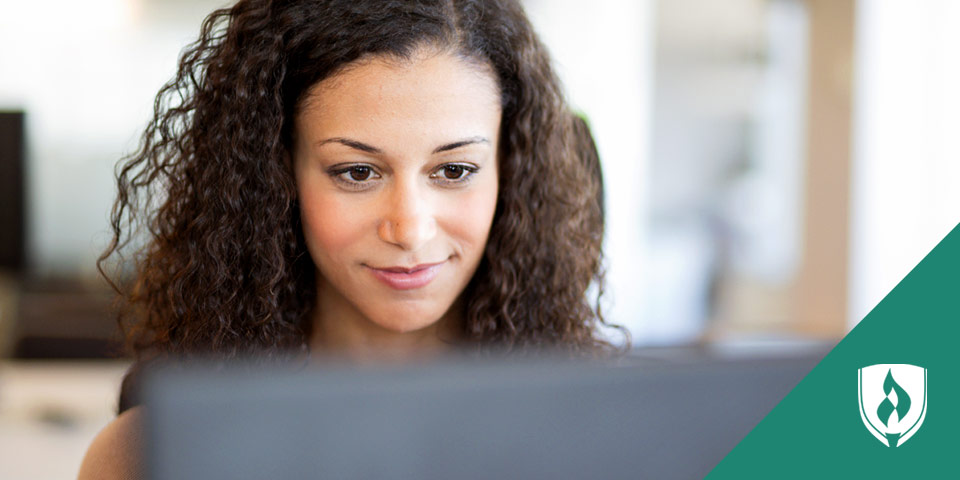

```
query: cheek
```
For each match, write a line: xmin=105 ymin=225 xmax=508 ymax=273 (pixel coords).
xmin=444 ymin=179 xmax=499 ymax=252
xmin=298 ymin=189 xmax=368 ymax=266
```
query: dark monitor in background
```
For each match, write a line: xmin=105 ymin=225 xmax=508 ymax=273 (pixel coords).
xmin=0 ymin=111 xmax=25 ymax=273
xmin=144 ymin=349 xmax=824 ymax=480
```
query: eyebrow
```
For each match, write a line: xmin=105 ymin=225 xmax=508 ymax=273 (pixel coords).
xmin=316 ymin=136 xmax=490 ymax=155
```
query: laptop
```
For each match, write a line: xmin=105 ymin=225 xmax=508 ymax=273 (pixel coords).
xmin=143 ymin=347 xmax=824 ymax=480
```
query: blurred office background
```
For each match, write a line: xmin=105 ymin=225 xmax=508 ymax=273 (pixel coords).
xmin=1 ymin=0 xmax=959 ymax=477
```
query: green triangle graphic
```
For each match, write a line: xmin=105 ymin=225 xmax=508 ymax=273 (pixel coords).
xmin=706 ymin=222 xmax=959 ymax=479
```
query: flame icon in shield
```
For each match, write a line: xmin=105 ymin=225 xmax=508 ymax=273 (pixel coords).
xmin=858 ymin=364 xmax=927 ymax=447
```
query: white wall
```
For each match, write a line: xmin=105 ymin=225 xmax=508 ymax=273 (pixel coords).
xmin=0 ymin=0 xmax=228 ymax=276
xmin=850 ymin=0 xmax=960 ymax=325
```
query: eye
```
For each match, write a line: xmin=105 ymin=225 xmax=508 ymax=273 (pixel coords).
xmin=330 ymin=165 xmax=380 ymax=187
xmin=432 ymin=163 xmax=479 ymax=184
xmin=441 ymin=165 xmax=466 ymax=180
xmin=345 ymin=166 xmax=373 ymax=181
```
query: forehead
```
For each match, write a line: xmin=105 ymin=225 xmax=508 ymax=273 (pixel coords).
xmin=295 ymin=50 xmax=502 ymax=144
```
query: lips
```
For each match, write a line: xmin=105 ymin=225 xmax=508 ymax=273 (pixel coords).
xmin=368 ymin=261 xmax=445 ymax=290
xmin=375 ymin=261 xmax=446 ymax=274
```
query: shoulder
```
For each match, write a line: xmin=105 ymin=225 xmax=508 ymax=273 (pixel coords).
xmin=77 ymin=406 xmax=146 ymax=480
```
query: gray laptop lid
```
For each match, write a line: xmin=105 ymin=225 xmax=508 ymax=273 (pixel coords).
xmin=143 ymin=350 xmax=822 ymax=480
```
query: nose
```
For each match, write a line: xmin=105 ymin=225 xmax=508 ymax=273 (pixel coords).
xmin=377 ymin=177 xmax=438 ymax=251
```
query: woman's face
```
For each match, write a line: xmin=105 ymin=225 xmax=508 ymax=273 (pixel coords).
xmin=292 ymin=49 xmax=501 ymax=339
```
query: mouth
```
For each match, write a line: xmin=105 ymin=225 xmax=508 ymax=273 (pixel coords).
xmin=370 ymin=260 xmax=447 ymax=274
xmin=366 ymin=260 xmax=447 ymax=290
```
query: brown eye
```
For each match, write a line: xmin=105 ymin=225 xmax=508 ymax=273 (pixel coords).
xmin=328 ymin=165 xmax=380 ymax=190
xmin=432 ymin=163 xmax=479 ymax=185
xmin=442 ymin=165 xmax=466 ymax=180
xmin=348 ymin=166 xmax=372 ymax=181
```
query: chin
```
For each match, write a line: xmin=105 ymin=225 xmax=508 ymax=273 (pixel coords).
xmin=368 ymin=307 xmax=446 ymax=334
xmin=374 ymin=318 xmax=440 ymax=334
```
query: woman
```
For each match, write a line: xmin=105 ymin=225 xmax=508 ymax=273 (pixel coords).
xmin=80 ymin=0 xmax=627 ymax=476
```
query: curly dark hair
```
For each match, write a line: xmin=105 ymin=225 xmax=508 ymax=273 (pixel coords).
xmin=100 ymin=0 xmax=629 ymax=410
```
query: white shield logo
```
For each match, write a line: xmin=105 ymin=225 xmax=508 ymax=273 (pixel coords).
xmin=858 ymin=364 xmax=927 ymax=447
